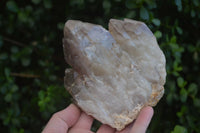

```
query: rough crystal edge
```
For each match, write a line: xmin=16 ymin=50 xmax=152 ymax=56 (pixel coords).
xmin=148 ymin=84 xmax=165 ymax=106
xmin=113 ymin=104 xmax=144 ymax=130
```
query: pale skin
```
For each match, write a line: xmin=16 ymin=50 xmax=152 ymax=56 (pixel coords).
xmin=42 ymin=104 xmax=154 ymax=133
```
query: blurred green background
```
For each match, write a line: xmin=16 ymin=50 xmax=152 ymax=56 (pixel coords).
xmin=0 ymin=0 xmax=200 ymax=132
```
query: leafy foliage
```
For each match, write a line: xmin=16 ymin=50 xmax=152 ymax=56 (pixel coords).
xmin=0 ymin=0 xmax=200 ymax=132
xmin=171 ymin=125 xmax=187 ymax=133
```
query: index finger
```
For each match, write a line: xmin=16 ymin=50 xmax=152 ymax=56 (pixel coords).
xmin=42 ymin=104 xmax=81 ymax=133
xmin=130 ymin=106 xmax=154 ymax=133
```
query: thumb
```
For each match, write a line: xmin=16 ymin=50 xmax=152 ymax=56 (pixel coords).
xmin=42 ymin=104 xmax=81 ymax=133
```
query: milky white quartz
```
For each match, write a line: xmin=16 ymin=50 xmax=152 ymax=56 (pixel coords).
xmin=63 ymin=18 xmax=166 ymax=130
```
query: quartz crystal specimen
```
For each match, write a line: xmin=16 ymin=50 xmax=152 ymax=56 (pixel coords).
xmin=63 ymin=19 xmax=166 ymax=131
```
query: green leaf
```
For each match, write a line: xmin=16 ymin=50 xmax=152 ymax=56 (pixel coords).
xmin=25 ymin=47 xmax=33 ymax=55
xmin=193 ymin=0 xmax=199 ymax=6
xmin=188 ymin=83 xmax=198 ymax=96
xmin=176 ymin=27 xmax=183 ymax=34
xmin=11 ymin=54 xmax=18 ymax=62
xmin=126 ymin=11 xmax=136 ymax=18
xmin=177 ymin=76 xmax=187 ymax=88
xmin=11 ymin=85 xmax=18 ymax=93
xmin=11 ymin=118 xmax=20 ymax=126
xmin=177 ymin=77 xmax=184 ymax=87
xmin=102 ymin=0 xmax=111 ymax=15
xmin=103 ymin=0 xmax=111 ymax=10
xmin=31 ymin=0 xmax=41 ymax=4
xmin=175 ymin=0 xmax=182 ymax=11
xmin=6 ymin=1 xmax=19 ymax=13
xmin=140 ymin=6 xmax=149 ymax=20
xmin=171 ymin=125 xmax=187 ymax=133
xmin=4 ymin=68 xmax=10 ymax=78
xmin=146 ymin=1 xmax=157 ymax=9
xmin=125 ymin=0 xmax=137 ymax=9
xmin=170 ymin=36 xmax=177 ymax=43
xmin=70 ymin=0 xmax=84 ymax=6
xmin=180 ymin=88 xmax=188 ymax=102
xmin=4 ymin=93 xmax=12 ymax=102
xmin=19 ymin=128 xmax=25 ymax=133
xmin=0 ymin=53 xmax=8 ymax=60
xmin=191 ymin=10 xmax=196 ymax=17
xmin=166 ymin=93 xmax=173 ymax=105
xmin=177 ymin=106 xmax=187 ymax=117
xmin=152 ymin=18 xmax=161 ymax=26
xmin=193 ymin=98 xmax=200 ymax=107
xmin=187 ymin=45 xmax=195 ymax=52
xmin=11 ymin=46 xmax=19 ymax=53
xmin=154 ymin=31 xmax=162 ymax=39
xmin=21 ymin=58 xmax=31 ymax=66
xmin=57 ymin=22 xmax=64 ymax=30
xmin=43 ymin=0 xmax=52 ymax=9
xmin=49 ymin=75 xmax=56 ymax=81
xmin=18 ymin=11 xmax=28 ymax=23
xmin=38 ymin=90 xmax=45 ymax=99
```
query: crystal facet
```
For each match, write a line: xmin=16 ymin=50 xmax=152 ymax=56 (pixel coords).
xmin=63 ymin=19 xmax=166 ymax=130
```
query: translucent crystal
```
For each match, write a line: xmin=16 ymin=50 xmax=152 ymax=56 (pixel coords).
xmin=63 ymin=19 xmax=166 ymax=130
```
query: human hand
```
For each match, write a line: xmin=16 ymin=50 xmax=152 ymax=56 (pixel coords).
xmin=42 ymin=104 xmax=153 ymax=133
